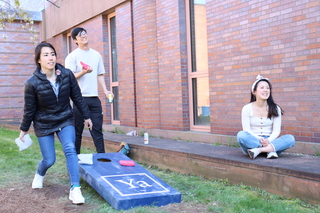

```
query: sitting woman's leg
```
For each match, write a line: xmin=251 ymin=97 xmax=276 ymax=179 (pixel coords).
xmin=237 ymin=131 xmax=261 ymax=155
xmin=271 ymin=134 xmax=295 ymax=155
xmin=257 ymin=143 xmax=275 ymax=153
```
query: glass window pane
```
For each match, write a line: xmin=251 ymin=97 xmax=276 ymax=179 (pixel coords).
xmin=110 ymin=16 xmax=118 ymax=82
xmin=68 ymin=36 xmax=72 ymax=53
xmin=192 ymin=77 xmax=210 ymax=126
xmin=190 ymin=0 xmax=208 ymax=72
xmin=112 ymin=86 xmax=120 ymax=121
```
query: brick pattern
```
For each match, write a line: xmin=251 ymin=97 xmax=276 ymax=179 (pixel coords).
xmin=155 ymin=0 xmax=189 ymax=131
xmin=46 ymin=34 xmax=67 ymax=63
xmin=116 ymin=2 xmax=137 ymax=127
xmin=207 ymin=0 xmax=320 ymax=142
xmin=132 ymin=0 xmax=160 ymax=129
xmin=0 ymin=20 xmax=40 ymax=121
xmin=2 ymin=0 xmax=319 ymax=143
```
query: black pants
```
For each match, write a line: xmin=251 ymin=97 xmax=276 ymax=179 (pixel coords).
xmin=73 ymin=97 xmax=105 ymax=154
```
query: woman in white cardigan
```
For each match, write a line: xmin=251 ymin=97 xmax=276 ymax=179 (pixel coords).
xmin=237 ymin=75 xmax=295 ymax=159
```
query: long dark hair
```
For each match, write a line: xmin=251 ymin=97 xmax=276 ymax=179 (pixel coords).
xmin=250 ymin=79 xmax=284 ymax=119
xmin=34 ymin=42 xmax=57 ymax=70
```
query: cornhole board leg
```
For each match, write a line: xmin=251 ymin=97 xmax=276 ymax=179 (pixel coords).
xmin=79 ymin=153 xmax=181 ymax=210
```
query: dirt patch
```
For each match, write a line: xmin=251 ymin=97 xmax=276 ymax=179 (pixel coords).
xmin=0 ymin=184 xmax=214 ymax=213
xmin=0 ymin=185 xmax=95 ymax=213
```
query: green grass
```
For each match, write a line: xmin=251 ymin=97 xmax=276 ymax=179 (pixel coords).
xmin=312 ymin=146 xmax=320 ymax=156
xmin=110 ymin=126 xmax=125 ymax=134
xmin=1 ymin=127 xmax=319 ymax=213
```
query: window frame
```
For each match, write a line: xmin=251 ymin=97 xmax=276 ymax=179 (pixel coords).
xmin=108 ymin=12 xmax=120 ymax=125
xmin=186 ymin=0 xmax=210 ymax=132
xmin=66 ymin=33 xmax=73 ymax=54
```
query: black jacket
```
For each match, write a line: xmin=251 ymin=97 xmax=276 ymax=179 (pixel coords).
xmin=20 ymin=63 xmax=90 ymax=137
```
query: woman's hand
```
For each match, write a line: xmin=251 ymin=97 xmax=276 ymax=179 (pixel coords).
xmin=19 ymin=131 xmax=28 ymax=142
xmin=84 ymin=118 xmax=93 ymax=130
xmin=260 ymin=138 xmax=270 ymax=147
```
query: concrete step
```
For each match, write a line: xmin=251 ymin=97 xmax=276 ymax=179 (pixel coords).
xmin=82 ymin=131 xmax=320 ymax=205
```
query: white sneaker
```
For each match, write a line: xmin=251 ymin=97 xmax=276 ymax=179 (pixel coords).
xmin=267 ymin=151 xmax=278 ymax=159
xmin=248 ymin=148 xmax=260 ymax=159
xmin=69 ymin=187 xmax=85 ymax=204
xmin=32 ymin=174 xmax=44 ymax=189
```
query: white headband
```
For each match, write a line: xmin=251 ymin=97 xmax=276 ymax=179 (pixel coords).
xmin=251 ymin=75 xmax=269 ymax=93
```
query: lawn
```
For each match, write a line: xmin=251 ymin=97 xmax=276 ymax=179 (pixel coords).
xmin=0 ymin=127 xmax=319 ymax=213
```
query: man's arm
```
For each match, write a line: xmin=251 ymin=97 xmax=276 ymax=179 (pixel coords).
xmin=65 ymin=53 xmax=92 ymax=79
xmin=97 ymin=74 xmax=112 ymax=97
xmin=74 ymin=67 xmax=93 ymax=79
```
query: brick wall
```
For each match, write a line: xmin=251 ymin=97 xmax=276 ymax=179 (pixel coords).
xmin=46 ymin=34 xmax=67 ymax=63
xmin=207 ymin=0 xmax=320 ymax=142
xmin=114 ymin=0 xmax=189 ymax=131
xmin=3 ymin=0 xmax=319 ymax=143
xmin=155 ymin=0 xmax=189 ymax=131
xmin=0 ymin=20 xmax=40 ymax=121
xmin=132 ymin=0 xmax=160 ymax=129
xmin=116 ymin=2 xmax=137 ymax=127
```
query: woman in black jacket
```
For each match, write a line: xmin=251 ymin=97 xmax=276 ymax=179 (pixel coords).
xmin=19 ymin=42 xmax=92 ymax=204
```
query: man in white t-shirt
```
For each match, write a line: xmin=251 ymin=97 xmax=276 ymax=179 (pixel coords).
xmin=65 ymin=27 xmax=113 ymax=154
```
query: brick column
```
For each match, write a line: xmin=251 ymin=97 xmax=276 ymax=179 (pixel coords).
xmin=132 ymin=0 xmax=161 ymax=129
xmin=116 ymin=2 xmax=137 ymax=126
xmin=155 ymin=0 xmax=189 ymax=131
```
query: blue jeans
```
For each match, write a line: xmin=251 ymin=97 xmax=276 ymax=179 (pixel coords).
xmin=237 ymin=131 xmax=295 ymax=155
xmin=36 ymin=125 xmax=79 ymax=186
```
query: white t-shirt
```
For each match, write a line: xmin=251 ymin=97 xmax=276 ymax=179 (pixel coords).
xmin=65 ymin=48 xmax=105 ymax=97
xmin=241 ymin=103 xmax=282 ymax=142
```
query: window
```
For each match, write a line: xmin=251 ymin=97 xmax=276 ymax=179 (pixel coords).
xmin=187 ymin=0 xmax=210 ymax=131
xmin=67 ymin=33 xmax=72 ymax=54
xmin=108 ymin=13 xmax=120 ymax=123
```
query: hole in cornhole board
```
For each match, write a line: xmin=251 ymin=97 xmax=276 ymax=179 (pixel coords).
xmin=97 ymin=158 xmax=111 ymax=162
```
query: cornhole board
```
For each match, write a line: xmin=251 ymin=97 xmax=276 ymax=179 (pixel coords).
xmin=78 ymin=153 xmax=181 ymax=210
